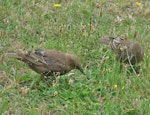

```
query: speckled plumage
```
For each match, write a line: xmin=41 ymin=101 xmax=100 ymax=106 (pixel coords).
xmin=99 ymin=37 xmax=144 ymax=74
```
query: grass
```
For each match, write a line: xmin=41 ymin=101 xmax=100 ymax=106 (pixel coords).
xmin=0 ymin=0 xmax=150 ymax=114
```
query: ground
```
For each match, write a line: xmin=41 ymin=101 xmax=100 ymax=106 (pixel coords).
xmin=0 ymin=0 xmax=150 ymax=114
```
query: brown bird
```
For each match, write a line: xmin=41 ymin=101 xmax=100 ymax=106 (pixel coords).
xmin=99 ymin=37 xmax=144 ymax=74
xmin=5 ymin=49 xmax=85 ymax=86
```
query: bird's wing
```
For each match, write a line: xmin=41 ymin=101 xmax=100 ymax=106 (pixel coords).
xmin=23 ymin=50 xmax=47 ymax=66
xmin=42 ymin=50 xmax=67 ymax=72
xmin=25 ymin=50 xmax=67 ymax=72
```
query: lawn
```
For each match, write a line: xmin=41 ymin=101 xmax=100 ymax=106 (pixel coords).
xmin=0 ymin=0 xmax=150 ymax=114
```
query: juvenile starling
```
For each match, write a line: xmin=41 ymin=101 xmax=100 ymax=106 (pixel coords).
xmin=99 ymin=37 xmax=144 ymax=73
xmin=5 ymin=49 xmax=85 ymax=86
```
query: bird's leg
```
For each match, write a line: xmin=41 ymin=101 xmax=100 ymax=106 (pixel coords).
xmin=133 ymin=65 xmax=140 ymax=75
xmin=40 ymin=75 xmax=51 ymax=87
xmin=52 ymin=72 xmax=60 ymax=84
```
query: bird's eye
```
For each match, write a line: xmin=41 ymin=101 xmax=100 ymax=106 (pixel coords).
xmin=109 ymin=37 xmax=115 ymax=40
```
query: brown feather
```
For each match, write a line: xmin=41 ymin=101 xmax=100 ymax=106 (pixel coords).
xmin=99 ymin=37 xmax=144 ymax=65
xmin=5 ymin=49 xmax=84 ymax=77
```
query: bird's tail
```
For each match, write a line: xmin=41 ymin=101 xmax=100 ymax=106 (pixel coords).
xmin=5 ymin=53 xmax=21 ymax=59
xmin=5 ymin=50 xmax=25 ymax=60
xmin=99 ymin=37 xmax=111 ymax=45
xmin=5 ymin=51 xmax=48 ymax=66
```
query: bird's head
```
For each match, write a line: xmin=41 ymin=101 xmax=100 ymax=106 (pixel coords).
xmin=67 ymin=54 xmax=85 ymax=75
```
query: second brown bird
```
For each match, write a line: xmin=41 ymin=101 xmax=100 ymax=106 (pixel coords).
xmin=99 ymin=37 xmax=144 ymax=73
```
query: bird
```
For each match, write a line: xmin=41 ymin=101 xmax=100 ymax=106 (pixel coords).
xmin=99 ymin=37 xmax=144 ymax=74
xmin=5 ymin=49 xmax=85 ymax=86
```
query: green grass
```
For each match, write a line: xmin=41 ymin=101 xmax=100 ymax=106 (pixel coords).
xmin=0 ymin=0 xmax=150 ymax=114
